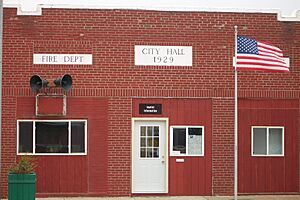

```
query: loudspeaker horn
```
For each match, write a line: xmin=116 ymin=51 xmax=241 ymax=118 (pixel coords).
xmin=53 ymin=74 xmax=73 ymax=92
xmin=30 ymin=75 xmax=48 ymax=92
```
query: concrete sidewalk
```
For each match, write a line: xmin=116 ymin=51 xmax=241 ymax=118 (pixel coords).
xmin=34 ymin=195 xmax=300 ymax=200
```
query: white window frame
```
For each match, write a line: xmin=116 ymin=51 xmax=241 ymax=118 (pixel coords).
xmin=170 ymin=126 xmax=204 ymax=157
xmin=251 ymin=126 xmax=284 ymax=157
xmin=17 ymin=119 xmax=87 ymax=156
xmin=138 ymin=124 xmax=161 ymax=160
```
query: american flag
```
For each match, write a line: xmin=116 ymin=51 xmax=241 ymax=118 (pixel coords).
xmin=236 ymin=36 xmax=289 ymax=72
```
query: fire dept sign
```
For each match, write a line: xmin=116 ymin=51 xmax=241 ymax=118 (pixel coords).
xmin=33 ymin=54 xmax=93 ymax=65
xmin=135 ymin=45 xmax=192 ymax=66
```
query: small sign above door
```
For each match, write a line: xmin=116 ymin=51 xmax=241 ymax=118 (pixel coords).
xmin=139 ymin=104 xmax=162 ymax=114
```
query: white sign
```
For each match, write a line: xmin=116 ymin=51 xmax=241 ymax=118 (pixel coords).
xmin=135 ymin=45 xmax=192 ymax=66
xmin=33 ymin=54 xmax=93 ymax=65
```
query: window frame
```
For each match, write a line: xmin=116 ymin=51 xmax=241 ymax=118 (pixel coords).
xmin=17 ymin=119 xmax=87 ymax=156
xmin=251 ymin=126 xmax=284 ymax=157
xmin=170 ymin=125 xmax=204 ymax=157
xmin=138 ymin=124 xmax=161 ymax=160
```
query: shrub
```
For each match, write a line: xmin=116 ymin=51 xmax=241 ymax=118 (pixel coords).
xmin=9 ymin=156 xmax=37 ymax=174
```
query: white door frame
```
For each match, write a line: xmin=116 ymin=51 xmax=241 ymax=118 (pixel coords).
xmin=131 ymin=117 xmax=169 ymax=193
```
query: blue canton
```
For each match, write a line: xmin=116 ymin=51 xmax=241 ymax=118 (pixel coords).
xmin=237 ymin=36 xmax=259 ymax=55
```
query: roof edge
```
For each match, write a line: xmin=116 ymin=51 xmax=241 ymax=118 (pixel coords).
xmin=3 ymin=2 xmax=300 ymax=21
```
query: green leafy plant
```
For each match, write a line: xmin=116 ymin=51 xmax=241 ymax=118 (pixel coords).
xmin=9 ymin=156 xmax=37 ymax=174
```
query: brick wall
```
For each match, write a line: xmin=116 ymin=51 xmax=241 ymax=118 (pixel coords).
xmin=212 ymin=99 xmax=234 ymax=195
xmin=108 ymin=97 xmax=132 ymax=196
xmin=1 ymin=7 xmax=300 ymax=197
xmin=3 ymin=9 xmax=300 ymax=92
xmin=1 ymin=97 xmax=17 ymax=197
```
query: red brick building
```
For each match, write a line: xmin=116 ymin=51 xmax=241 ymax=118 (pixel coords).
xmin=1 ymin=3 xmax=300 ymax=198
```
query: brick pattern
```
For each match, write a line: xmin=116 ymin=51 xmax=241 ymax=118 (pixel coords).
xmin=107 ymin=97 xmax=132 ymax=196
xmin=1 ymin=97 xmax=17 ymax=197
xmin=212 ymin=99 xmax=234 ymax=195
xmin=3 ymin=9 xmax=300 ymax=93
xmin=1 ymin=7 xmax=300 ymax=197
xmin=3 ymin=87 xmax=300 ymax=99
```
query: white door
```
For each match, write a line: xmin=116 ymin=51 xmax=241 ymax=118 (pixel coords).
xmin=132 ymin=120 xmax=167 ymax=193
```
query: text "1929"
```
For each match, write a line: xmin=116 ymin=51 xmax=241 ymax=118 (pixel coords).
xmin=153 ymin=56 xmax=174 ymax=64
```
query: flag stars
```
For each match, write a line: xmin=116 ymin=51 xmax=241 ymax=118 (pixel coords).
xmin=237 ymin=36 xmax=259 ymax=54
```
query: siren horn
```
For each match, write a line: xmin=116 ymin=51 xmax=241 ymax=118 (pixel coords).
xmin=53 ymin=74 xmax=73 ymax=92
xmin=30 ymin=75 xmax=48 ymax=92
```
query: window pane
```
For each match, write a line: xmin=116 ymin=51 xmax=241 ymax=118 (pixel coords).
xmin=147 ymin=138 xmax=153 ymax=146
xmin=71 ymin=122 xmax=85 ymax=153
xmin=269 ymin=128 xmax=283 ymax=155
xmin=18 ymin=122 xmax=33 ymax=153
xmin=253 ymin=128 xmax=267 ymax=155
xmin=154 ymin=126 xmax=159 ymax=136
xmin=146 ymin=148 xmax=153 ymax=158
xmin=140 ymin=148 xmax=146 ymax=158
xmin=36 ymin=122 xmax=68 ymax=153
xmin=140 ymin=126 xmax=146 ymax=136
xmin=188 ymin=128 xmax=202 ymax=155
xmin=147 ymin=126 xmax=153 ymax=136
xmin=153 ymin=148 xmax=159 ymax=158
xmin=140 ymin=137 xmax=146 ymax=147
xmin=173 ymin=128 xmax=186 ymax=154
xmin=153 ymin=137 xmax=159 ymax=147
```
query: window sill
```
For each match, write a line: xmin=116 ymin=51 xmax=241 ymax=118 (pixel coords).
xmin=251 ymin=154 xmax=284 ymax=157
xmin=17 ymin=153 xmax=87 ymax=156
xmin=170 ymin=154 xmax=204 ymax=157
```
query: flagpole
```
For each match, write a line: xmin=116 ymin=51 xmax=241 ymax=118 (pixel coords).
xmin=234 ymin=25 xmax=238 ymax=200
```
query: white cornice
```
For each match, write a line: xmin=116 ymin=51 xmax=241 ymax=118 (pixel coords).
xmin=4 ymin=0 xmax=300 ymax=21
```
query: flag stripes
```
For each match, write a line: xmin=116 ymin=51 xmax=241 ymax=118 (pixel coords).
xmin=236 ymin=36 xmax=289 ymax=72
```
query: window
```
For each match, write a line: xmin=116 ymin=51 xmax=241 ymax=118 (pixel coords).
xmin=171 ymin=126 xmax=204 ymax=156
xmin=140 ymin=125 xmax=160 ymax=158
xmin=252 ymin=126 xmax=284 ymax=156
xmin=17 ymin=120 xmax=87 ymax=155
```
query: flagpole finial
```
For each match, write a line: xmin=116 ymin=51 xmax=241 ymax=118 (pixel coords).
xmin=234 ymin=25 xmax=238 ymax=32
